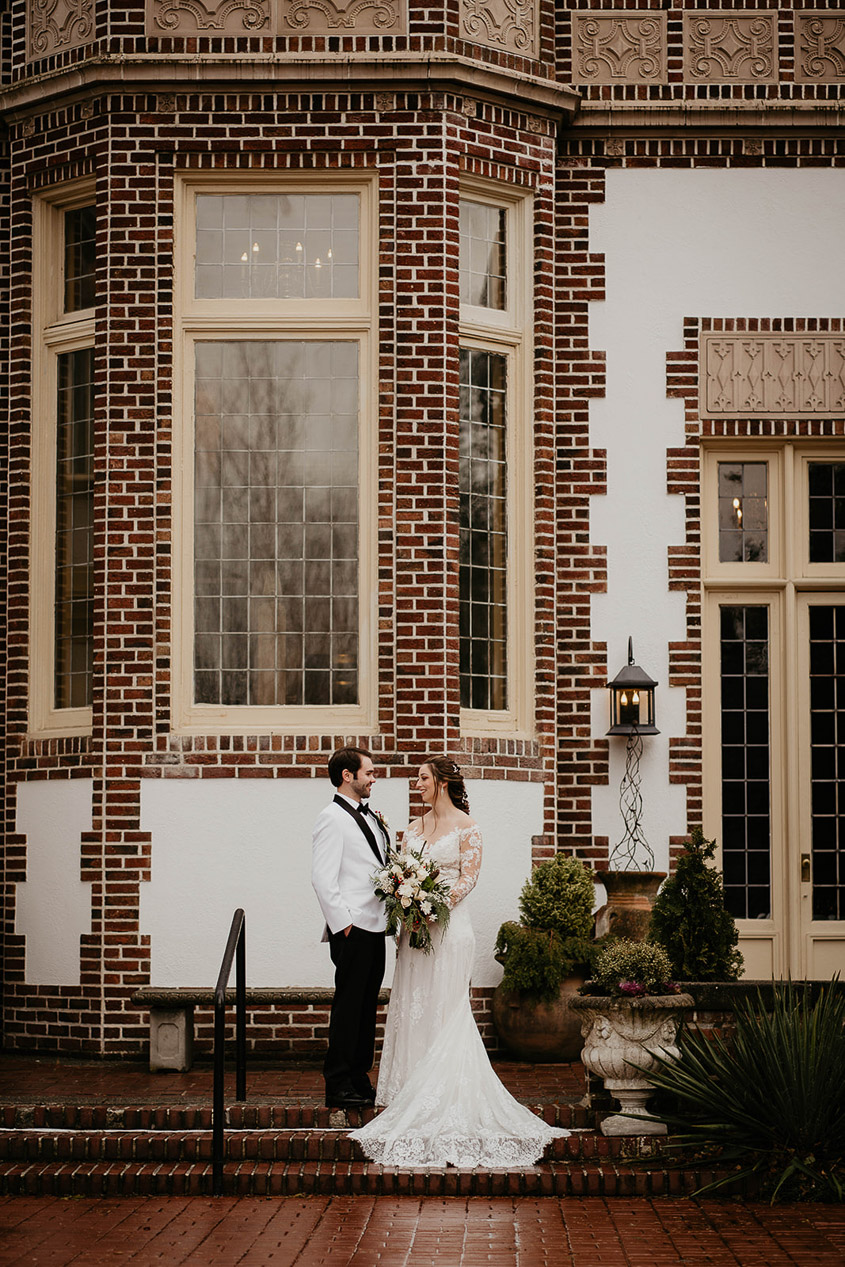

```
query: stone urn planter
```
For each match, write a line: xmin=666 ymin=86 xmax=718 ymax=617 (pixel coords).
xmin=570 ymin=993 xmax=693 ymax=1135
xmin=492 ymin=975 xmax=585 ymax=1063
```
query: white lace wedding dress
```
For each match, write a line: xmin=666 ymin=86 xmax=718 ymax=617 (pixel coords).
xmin=348 ymin=823 xmax=569 ymax=1168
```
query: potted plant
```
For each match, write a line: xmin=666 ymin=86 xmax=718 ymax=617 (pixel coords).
xmin=648 ymin=827 xmax=743 ymax=983
xmin=569 ymin=939 xmax=693 ymax=1136
xmin=492 ymin=853 xmax=601 ymax=1062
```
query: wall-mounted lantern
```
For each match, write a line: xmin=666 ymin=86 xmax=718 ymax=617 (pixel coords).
xmin=607 ymin=637 xmax=659 ymax=736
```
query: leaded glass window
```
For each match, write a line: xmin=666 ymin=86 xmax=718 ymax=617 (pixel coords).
xmin=459 ymin=347 xmax=508 ymax=712
xmin=195 ymin=194 xmax=359 ymax=301
xmin=718 ymin=462 xmax=768 ymax=563
xmin=54 ymin=347 xmax=94 ymax=709
xmin=193 ymin=340 xmax=359 ymax=708
xmin=808 ymin=462 xmax=845 ymax=564
xmin=459 ymin=200 xmax=506 ymax=310
xmin=64 ymin=205 xmax=96 ymax=313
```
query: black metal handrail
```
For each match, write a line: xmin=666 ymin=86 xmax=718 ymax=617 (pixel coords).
xmin=213 ymin=908 xmax=247 ymax=1196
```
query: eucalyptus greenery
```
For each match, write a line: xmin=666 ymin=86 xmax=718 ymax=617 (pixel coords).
xmin=641 ymin=979 xmax=845 ymax=1202
xmin=649 ymin=828 xmax=743 ymax=982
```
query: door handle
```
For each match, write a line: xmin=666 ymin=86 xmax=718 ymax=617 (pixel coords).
xmin=801 ymin=853 xmax=812 ymax=884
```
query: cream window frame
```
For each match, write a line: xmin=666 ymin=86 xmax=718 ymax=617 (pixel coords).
xmin=458 ymin=178 xmax=534 ymax=739
xmin=29 ymin=181 xmax=96 ymax=737
xmin=172 ymin=174 xmax=378 ymax=735
xmin=702 ymin=445 xmax=782 ymax=582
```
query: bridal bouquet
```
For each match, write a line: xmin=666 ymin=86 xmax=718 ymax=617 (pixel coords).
xmin=372 ymin=847 xmax=451 ymax=953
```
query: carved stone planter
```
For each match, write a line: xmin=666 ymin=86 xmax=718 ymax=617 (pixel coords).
xmin=570 ymin=993 xmax=693 ymax=1136
xmin=492 ymin=975 xmax=586 ymax=1063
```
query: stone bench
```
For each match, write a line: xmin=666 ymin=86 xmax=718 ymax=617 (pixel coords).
xmin=131 ymin=986 xmax=390 ymax=1072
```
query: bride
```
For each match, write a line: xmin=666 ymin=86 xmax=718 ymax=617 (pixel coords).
xmin=349 ymin=755 xmax=569 ymax=1168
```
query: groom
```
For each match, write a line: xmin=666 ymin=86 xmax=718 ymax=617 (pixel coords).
xmin=311 ymin=746 xmax=389 ymax=1109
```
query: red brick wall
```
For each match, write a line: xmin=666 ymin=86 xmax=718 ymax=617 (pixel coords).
xmin=1 ymin=89 xmax=558 ymax=1054
xmin=2 ymin=0 xmax=844 ymax=1054
xmin=188 ymin=989 xmax=500 ymax=1059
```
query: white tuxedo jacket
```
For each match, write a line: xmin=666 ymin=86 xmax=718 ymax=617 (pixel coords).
xmin=311 ymin=796 xmax=389 ymax=938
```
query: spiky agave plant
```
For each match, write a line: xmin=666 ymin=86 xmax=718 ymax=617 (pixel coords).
xmin=641 ymin=978 xmax=845 ymax=1201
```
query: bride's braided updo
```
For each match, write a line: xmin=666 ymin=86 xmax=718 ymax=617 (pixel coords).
xmin=423 ymin=755 xmax=470 ymax=814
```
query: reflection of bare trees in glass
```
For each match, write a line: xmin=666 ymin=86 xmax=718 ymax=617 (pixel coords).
xmin=459 ymin=348 xmax=508 ymax=711
xmin=54 ymin=348 xmax=95 ymax=709
xmin=193 ymin=340 xmax=359 ymax=708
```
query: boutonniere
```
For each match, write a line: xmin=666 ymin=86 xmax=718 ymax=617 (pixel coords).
xmin=370 ymin=807 xmax=390 ymax=837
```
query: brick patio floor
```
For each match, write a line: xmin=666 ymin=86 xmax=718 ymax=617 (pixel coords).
xmin=1 ymin=1194 xmax=844 ymax=1265
xmin=0 ymin=1054 xmax=584 ymax=1105
xmin=2 ymin=1054 xmax=844 ymax=1264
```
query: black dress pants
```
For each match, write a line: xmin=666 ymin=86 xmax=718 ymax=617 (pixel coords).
xmin=324 ymin=925 xmax=386 ymax=1096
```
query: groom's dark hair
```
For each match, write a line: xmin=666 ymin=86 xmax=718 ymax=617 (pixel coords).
xmin=328 ymin=746 xmax=372 ymax=788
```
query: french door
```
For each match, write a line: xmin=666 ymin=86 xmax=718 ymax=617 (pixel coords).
xmin=797 ymin=595 xmax=845 ymax=977
xmin=703 ymin=446 xmax=845 ymax=979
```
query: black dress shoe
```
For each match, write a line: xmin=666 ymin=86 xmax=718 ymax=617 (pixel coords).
xmin=325 ymin=1089 xmax=370 ymax=1109
xmin=353 ymin=1082 xmax=376 ymax=1104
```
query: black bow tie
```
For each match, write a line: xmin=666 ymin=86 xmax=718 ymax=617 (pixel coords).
xmin=358 ymin=803 xmax=370 ymax=816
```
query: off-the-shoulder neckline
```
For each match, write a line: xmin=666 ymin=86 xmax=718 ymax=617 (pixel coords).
xmin=406 ymin=821 xmax=479 ymax=850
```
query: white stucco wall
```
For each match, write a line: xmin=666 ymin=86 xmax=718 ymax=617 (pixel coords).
xmin=589 ymin=168 xmax=845 ymax=869
xmin=139 ymin=776 xmax=542 ymax=989
xmin=15 ymin=779 xmax=93 ymax=985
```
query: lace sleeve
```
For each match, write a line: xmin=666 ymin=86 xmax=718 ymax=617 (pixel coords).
xmin=447 ymin=825 xmax=483 ymax=909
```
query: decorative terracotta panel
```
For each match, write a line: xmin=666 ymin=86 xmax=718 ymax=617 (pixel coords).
xmin=461 ymin=0 xmax=537 ymax=58
xmin=795 ymin=13 xmax=845 ymax=83
xmin=684 ymin=12 xmax=777 ymax=84
xmin=27 ymin=0 xmax=94 ymax=60
xmin=147 ymin=0 xmax=269 ymax=34
xmin=281 ymin=0 xmax=405 ymax=34
xmin=573 ymin=13 xmax=667 ymax=85
xmin=701 ymin=335 xmax=845 ymax=418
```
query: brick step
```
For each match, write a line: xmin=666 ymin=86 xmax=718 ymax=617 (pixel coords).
xmin=0 ymin=1125 xmax=640 ymax=1165
xmin=0 ymin=1157 xmax=745 ymax=1199
xmin=0 ymin=1101 xmax=592 ymax=1132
